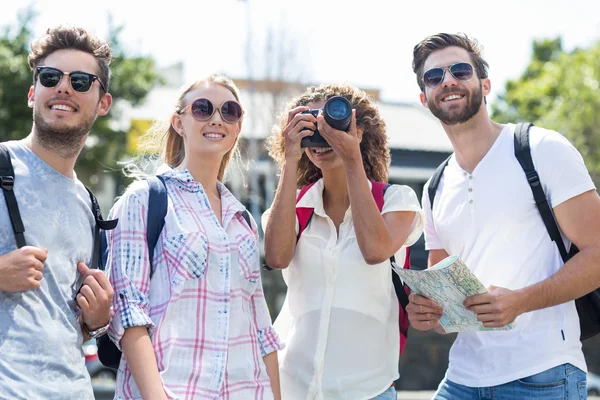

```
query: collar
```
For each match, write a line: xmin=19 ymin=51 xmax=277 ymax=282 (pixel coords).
xmin=159 ymin=167 xmax=246 ymax=216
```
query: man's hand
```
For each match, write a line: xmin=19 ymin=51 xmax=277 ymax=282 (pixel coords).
xmin=406 ymin=293 xmax=443 ymax=331
xmin=0 ymin=246 xmax=48 ymax=292
xmin=76 ymin=262 xmax=114 ymax=331
xmin=464 ymin=285 xmax=525 ymax=328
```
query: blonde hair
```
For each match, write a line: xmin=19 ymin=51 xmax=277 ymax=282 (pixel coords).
xmin=137 ymin=74 xmax=242 ymax=182
xmin=266 ymin=83 xmax=390 ymax=188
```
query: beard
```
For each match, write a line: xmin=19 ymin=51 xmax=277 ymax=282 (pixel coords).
xmin=427 ymin=81 xmax=483 ymax=126
xmin=33 ymin=107 xmax=97 ymax=159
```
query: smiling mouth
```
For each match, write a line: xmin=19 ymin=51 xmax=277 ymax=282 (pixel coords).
xmin=312 ymin=147 xmax=333 ymax=155
xmin=203 ymin=133 xmax=225 ymax=139
xmin=441 ymin=94 xmax=465 ymax=102
xmin=50 ymin=104 xmax=76 ymax=112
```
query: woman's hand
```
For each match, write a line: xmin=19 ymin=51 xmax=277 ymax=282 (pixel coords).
xmin=317 ymin=109 xmax=362 ymax=164
xmin=282 ymin=106 xmax=315 ymax=163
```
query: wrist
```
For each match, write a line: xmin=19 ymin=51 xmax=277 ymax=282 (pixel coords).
xmin=282 ymin=158 xmax=299 ymax=170
xmin=515 ymin=287 xmax=533 ymax=315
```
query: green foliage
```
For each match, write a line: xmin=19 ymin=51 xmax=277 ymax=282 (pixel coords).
xmin=0 ymin=8 xmax=164 ymax=190
xmin=492 ymin=37 xmax=600 ymax=183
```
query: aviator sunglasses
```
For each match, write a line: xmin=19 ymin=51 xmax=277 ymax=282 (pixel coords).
xmin=35 ymin=66 xmax=107 ymax=93
xmin=422 ymin=62 xmax=475 ymax=89
xmin=179 ymin=98 xmax=244 ymax=124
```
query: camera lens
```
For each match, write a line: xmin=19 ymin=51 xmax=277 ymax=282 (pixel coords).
xmin=323 ymin=96 xmax=352 ymax=131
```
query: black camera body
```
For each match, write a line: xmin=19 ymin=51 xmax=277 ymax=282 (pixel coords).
xmin=300 ymin=96 xmax=352 ymax=148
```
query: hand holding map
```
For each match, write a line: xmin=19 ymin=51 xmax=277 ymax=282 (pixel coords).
xmin=393 ymin=256 xmax=515 ymax=333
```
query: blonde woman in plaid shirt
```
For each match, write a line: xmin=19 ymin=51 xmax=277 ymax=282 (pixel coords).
xmin=106 ymin=75 xmax=283 ymax=400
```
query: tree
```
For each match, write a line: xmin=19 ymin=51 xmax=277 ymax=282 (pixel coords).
xmin=0 ymin=8 xmax=164 ymax=190
xmin=492 ymin=37 xmax=600 ymax=184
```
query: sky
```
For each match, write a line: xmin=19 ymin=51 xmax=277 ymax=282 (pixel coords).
xmin=2 ymin=0 xmax=600 ymax=106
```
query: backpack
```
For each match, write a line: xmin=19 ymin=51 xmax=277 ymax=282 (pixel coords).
xmin=427 ymin=122 xmax=600 ymax=340
xmin=96 ymin=175 xmax=253 ymax=369
xmin=295 ymin=180 xmax=411 ymax=355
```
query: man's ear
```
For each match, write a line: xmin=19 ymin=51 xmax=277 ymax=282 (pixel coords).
xmin=96 ymin=93 xmax=112 ymax=116
xmin=28 ymin=86 xmax=35 ymax=109
xmin=420 ymin=92 xmax=429 ymax=109
xmin=482 ymin=78 xmax=491 ymax=97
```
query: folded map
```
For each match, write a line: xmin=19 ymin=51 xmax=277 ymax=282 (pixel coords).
xmin=393 ymin=255 xmax=514 ymax=333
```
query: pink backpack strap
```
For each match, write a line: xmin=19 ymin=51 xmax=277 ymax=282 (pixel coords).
xmin=370 ymin=180 xmax=388 ymax=212
xmin=296 ymin=182 xmax=317 ymax=242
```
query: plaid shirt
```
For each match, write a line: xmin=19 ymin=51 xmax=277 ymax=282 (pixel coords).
xmin=107 ymin=168 xmax=282 ymax=400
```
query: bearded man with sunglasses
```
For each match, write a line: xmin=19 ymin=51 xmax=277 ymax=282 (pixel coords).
xmin=406 ymin=33 xmax=600 ymax=399
xmin=0 ymin=26 xmax=114 ymax=399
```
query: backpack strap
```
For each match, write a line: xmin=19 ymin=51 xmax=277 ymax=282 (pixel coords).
xmin=146 ymin=175 xmax=169 ymax=277
xmin=513 ymin=122 xmax=574 ymax=262
xmin=428 ymin=155 xmax=452 ymax=209
xmin=0 ymin=144 xmax=26 ymax=248
xmin=296 ymin=182 xmax=317 ymax=242
xmin=241 ymin=210 xmax=252 ymax=228
xmin=371 ymin=181 xmax=410 ymax=310
xmin=372 ymin=180 xmax=411 ymax=354
xmin=86 ymin=187 xmax=118 ymax=270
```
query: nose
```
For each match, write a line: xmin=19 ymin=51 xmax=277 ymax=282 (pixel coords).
xmin=441 ymin=68 xmax=459 ymax=88
xmin=209 ymin=108 xmax=224 ymax=125
xmin=54 ymin=74 xmax=73 ymax=95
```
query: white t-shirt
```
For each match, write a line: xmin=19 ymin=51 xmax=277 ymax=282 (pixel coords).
xmin=262 ymin=179 xmax=424 ymax=400
xmin=423 ymin=124 xmax=595 ymax=387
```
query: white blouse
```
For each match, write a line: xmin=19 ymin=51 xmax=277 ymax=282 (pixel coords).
xmin=262 ymin=179 xmax=425 ymax=400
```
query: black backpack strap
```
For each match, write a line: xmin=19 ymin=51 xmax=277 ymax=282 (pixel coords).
xmin=0 ymin=144 xmax=26 ymax=248
xmin=146 ymin=175 xmax=168 ymax=278
xmin=0 ymin=144 xmax=27 ymax=248
xmin=382 ymin=183 xmax=411 ymax=311
xmin=86 ymin=187 xmax=118 ymax=270
xmin=428 ymin=155 xmax=452 ymax=209
xmin=513 ymin=122 xmax=572 ymax=262
xmin=241 ymin=210 xmax=252 ymax=228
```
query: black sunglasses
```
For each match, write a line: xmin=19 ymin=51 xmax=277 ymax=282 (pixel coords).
xmin=179 ymin=98 xmax=244 ymax=124
xmin=422 ymin=62 xmax=475 ymax=89
xmin=35 ymin=66 xmax=107 ymax=93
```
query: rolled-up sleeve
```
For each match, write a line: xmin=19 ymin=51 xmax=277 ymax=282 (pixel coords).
xmin=106 ymin=180 xmax=155 ymax=350
xmin=251 ymin=279 xmax=284 ymax=357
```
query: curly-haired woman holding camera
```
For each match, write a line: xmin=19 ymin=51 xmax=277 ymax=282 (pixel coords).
xmin=262 ymin=84 xmax=424 ymax=400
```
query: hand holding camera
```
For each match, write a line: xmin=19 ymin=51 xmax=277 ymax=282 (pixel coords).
xmin=282 ymin=106 xmax=316 ymax=163
xmin=300 ymin=96 xmax=353 ymax=148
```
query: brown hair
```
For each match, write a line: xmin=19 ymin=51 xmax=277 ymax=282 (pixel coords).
xmin=412 ymin=33 xmax=489 ymax=93
xmin=28 ymin=25 xmax=112 ymax=93
xmin=142 ymin=75 xmax=242 ymax=182
xmin=267 ymin=84 xmax=390 ymax=188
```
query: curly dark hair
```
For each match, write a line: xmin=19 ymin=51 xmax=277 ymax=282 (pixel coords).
xmin=28 ymin=25 xmax=112 ymax=94
xmin=267 ymin=84 xmax=390 ymax=188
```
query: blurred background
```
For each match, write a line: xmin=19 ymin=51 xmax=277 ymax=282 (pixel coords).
xmin=1 ymin=0 xmax=600 ymax=397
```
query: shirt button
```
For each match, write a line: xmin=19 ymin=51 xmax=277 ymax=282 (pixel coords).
xmin=469 ymin=176 xmax=473 ymax=180
xmin=469 ymin=200 xmax=473 ymax=204
xmin=463 ymin=172 xmax=467 ymax=176
xmin=468 ymin=188 xmax=473 ymax=192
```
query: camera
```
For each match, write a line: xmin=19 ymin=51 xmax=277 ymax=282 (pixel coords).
xmin=300 ymin=96 xmax=352 ymax=148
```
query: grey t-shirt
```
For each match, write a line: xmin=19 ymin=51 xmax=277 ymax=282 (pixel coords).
xmin=0 ymin=140 xmax=95 ymax=399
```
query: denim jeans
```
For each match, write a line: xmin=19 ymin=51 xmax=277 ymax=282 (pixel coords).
xmin=434 ymin=363 xmax=587 ymax=399
xmin=370 ymin=385 xmax=397 ymax=400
